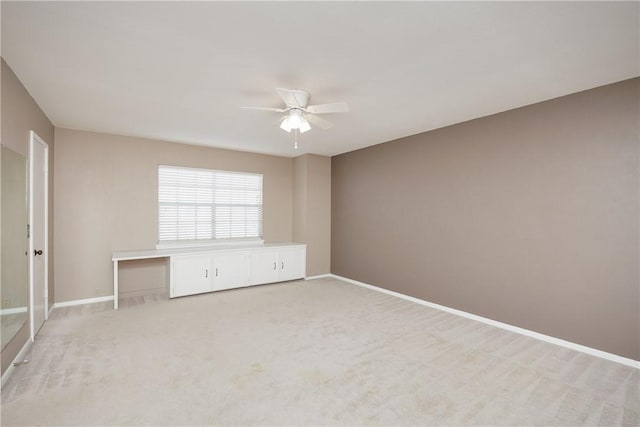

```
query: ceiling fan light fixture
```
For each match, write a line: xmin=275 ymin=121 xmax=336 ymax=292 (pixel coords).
xmin=299 ymin=118 xmax=311 ymax=133
xmin=280 ymin=117 xmax=292 ymax=132
xmin=288 ymin=109 xmax=302 ymax=128
xmin=280 ymin=109 xmax=311 ymax=133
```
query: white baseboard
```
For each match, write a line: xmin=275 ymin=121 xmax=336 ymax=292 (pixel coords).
xmin=0 ymin=306 xmax=28 ymax=315
xmin=329 ymin=274 xmax=639 ymax=369
xmin=54 ymin=295 xmax=114 ymax=308
xmin=305 ymin=274 xmax=332 ymax=280
xmin=1 ymin=337 xmax=32 ymax=387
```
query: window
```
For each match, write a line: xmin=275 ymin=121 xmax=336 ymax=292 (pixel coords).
xmin=158 ymin=165 xmax=263 ymax=244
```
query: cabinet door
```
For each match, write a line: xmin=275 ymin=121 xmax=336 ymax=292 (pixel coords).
xmin=171 ymin=255 xmax=213 ymax=298
xmin=249 ymin=249 xmax=279 ymax=285
xmin=278 ymin=246 xmax=306 ymax=281
xmin=213 ymin=252 xmax=247 ymax=291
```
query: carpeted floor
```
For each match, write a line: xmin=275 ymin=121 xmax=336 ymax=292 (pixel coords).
xmin=1 ymin=277 xmax=638 ymax=426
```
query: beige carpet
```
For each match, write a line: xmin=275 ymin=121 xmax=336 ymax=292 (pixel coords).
xmin=1 ymin=277 xmax=638 ymax=426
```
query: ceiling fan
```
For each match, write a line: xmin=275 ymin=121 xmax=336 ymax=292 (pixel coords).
xmin=241 ymin=88 xmax=349 ymax=138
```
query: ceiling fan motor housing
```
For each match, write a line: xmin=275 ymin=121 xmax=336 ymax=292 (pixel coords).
xmin=286 ymin=89 xmax=310 ymax=108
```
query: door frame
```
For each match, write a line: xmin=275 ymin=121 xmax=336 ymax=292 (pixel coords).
xmin=29 ymin=130 xmax=49 ymax=341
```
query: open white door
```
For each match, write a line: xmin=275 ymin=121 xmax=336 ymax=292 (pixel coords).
xmin=29 ymin=131 xmax=48 ymax=340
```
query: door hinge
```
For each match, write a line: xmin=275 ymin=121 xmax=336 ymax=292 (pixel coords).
xmin=27 ymin=224 xmax=30 ymax=238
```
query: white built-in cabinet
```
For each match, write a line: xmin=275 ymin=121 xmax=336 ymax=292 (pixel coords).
xmin=249 ymin=246 xmax=306 ymax=285
xmin=169 ymin=244 xmax=306 ymax=298
xmin=213 ymin=252 xmax=247 ymax=291
xmin=249 ymin=250 xmax=280 ymax=285
xmin=171 ymin=254 xmax=213 ymax=297
xmin=277 ymin=246 xmax=306 ymax=281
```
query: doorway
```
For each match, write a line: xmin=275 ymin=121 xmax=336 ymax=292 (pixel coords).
xmin=29 ymin=131 xmax=48 ymax=340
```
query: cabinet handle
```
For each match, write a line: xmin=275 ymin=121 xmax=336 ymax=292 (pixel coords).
xmin=273 ymin=262 xmax=276 ymax=270
xmin=281 ymin=261 xmax=284 ymax=270
xmin=215 ymin=268 xmax=218 ymax=277
xmin=205 ymin=269 xmax=208 ymax=278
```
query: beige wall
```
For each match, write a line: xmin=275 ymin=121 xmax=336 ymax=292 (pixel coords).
xmin=53 ymin=128 xmax=293 ymax=302
xmin=1 ymin=59 xmax=55 ymax=375
xmin=332 ymin=78 xmax=640 ymax=360
xmin=293 ymin=154 xmax=331 ymax=276
xmin=293 ymin=155 xmax=308 ymax=248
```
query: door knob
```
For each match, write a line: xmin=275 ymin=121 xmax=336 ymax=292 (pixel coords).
xmin=34 ymin=249 xmax=43 ymax=256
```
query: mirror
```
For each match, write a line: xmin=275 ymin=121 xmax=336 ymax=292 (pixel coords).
xmin=1 ymin=146 xmax=29 ymax=349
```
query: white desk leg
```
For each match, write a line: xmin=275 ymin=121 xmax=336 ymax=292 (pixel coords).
xmin=113 ymin=260 xmax=119 ymax=310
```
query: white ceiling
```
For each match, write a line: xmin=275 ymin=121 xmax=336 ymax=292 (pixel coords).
xmin=2 ymin=1 xmax=638 ymax=158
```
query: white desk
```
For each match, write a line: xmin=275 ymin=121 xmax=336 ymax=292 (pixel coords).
xmin=111 ymin=243 xmax=305 ymax=309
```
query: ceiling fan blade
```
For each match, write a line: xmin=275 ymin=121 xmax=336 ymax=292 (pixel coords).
xmin=240 ymin=106 xmax=287 ymax=112
xmin=305 ymin=113 xmax=333 ymax=130
xmin=305 ymin=102 xmax=349 ymax=114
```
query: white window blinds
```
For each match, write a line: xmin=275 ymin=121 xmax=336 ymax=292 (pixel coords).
xmin=158 ymin=165 xmax=263 ymax=242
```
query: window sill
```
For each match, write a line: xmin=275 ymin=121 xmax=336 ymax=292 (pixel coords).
xmin=156 ymin=238 xmax=265 ymax=250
